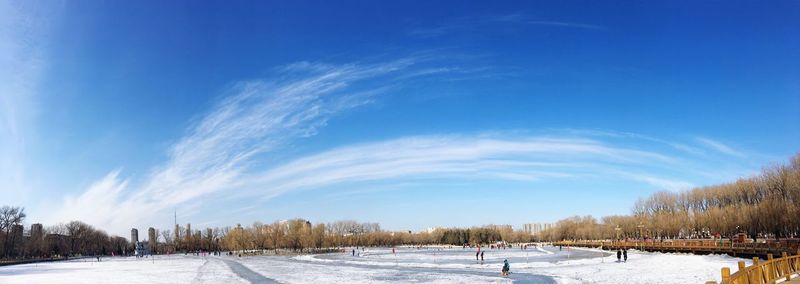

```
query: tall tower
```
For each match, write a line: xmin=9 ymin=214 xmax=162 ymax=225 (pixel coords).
xmin=174 ymin=209 xmax=180 ymax=242
xmin=131 ymin=228 xmax=139 ymax=245
xmin=186 ymin=223 xmax=192 ymax=243
xmin=148 ymin=227 xmax=157 ymax=253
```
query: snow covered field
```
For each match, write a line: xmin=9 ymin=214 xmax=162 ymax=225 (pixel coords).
xmin=0 ymin=246 xmax=750 ymax=283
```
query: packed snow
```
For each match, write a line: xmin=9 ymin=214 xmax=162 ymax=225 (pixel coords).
xmin=0 ymin=245 xmax=751 ymax=283
xmin=0 ymin=255 xmax=244 ymax=283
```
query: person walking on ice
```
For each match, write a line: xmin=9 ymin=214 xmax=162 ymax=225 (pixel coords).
xmin=480 ymin=251 xmax=484 ymax=262
xmin=616 ymin=249 xmax=621 ymax=262
xmin=501 ymin=259 xmax=510 ymax=277
xmin=623 ymin=248 xmax=628 ymax=262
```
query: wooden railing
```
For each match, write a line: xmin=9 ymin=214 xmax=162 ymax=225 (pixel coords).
xmin=706 ymin=252 xmax=800 ymax=284
xmin=553 ymin=240 xmax=800 ymax=259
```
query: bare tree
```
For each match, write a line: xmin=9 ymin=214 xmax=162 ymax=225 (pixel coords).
xmin=0 ymin=206 xmax=26 ymax=257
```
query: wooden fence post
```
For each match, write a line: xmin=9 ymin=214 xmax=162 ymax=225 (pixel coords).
xmin=794 ymin=251 xmax=800 ymax=274
xmin=782 ymin=252 xmax=790 ymax=281
xmin=736 ymin=261 xmax=749 ymax=284
xmin=751 ymin=257 xmax=761 ymax=284
xmin=767 ymin=254 xmax=774 ymax=281
xmin=721 ymin=267 xmax=731 ymax=284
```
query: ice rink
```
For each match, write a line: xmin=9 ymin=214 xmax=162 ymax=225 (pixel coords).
xmin=0 ymin=245 xmax=750 ymax=283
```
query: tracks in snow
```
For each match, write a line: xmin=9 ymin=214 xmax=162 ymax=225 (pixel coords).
xmin=215 ymin=257 xmax=278 ymax=284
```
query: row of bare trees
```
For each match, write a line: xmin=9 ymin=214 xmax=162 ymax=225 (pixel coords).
xmin=3 ymin=214 xmax=529 ymax=259
xmin=218 ymin=220 xmax=394 ymax=252
xmin=212 ymin=220 xmax=536 ymax=253
xmin=0 ymin=205 xmax=129 ymax=260
xmin=540 ymin=153 xmax=800 ymax=241
xmin=45 ymin=221 xmax=129 ymax=257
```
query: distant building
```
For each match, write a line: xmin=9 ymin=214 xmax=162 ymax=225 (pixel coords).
xmin=130 ymin=228 xmax=139 ymax=245
xmin=28 ymin=223 xmax=45 ymax=256
xmin=148 ymin=227 xmax=157 ymax=253
xmin=9 ymin=224 xmax=23 ymax=255
xmin=523 ymin=224 xmax=533 ymax=235
xmin=487 ymin=224 xmax=513 ymax=232
xmin=278 ymin=219 xmax=312 ymax=231
xmin=31 ymin=223 xmax=44 ymax=239
xmin=522 ymin=223 xmax=554 ymax=236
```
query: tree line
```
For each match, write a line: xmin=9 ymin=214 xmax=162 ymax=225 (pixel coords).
xmin=539 ymin=153 xmax=800 ymax=242
xmin=1 ymin=211 xmax=528 ymax=260
xmin=0 ymin=206 xmax=128 ymax=260
xmin=166 ymin=221 xmax=532 ymax=253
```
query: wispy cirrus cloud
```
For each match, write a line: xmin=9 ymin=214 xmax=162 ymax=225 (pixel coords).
xmin=48 ymin=54 xmax=756 ymax=237
xmin=48 ymin=57 xmax=451 ymax=235
xmin=408 ymin=12 xmax=607 ymax=38
xmin=696 ymin=137 xmax=746 ymax=158
xmin=234 ymin=134 xmax=700 ymax=200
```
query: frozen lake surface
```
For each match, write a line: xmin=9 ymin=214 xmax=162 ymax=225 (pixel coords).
xmin=0 ymin=245 xmax=749 ymax=283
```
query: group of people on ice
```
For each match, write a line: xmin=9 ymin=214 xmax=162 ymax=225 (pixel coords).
xmin=616 ymin=248 xmax=628 ymax=262
xmin=472 ymin=245 xmax=511 ymax=277
xmin=475 ymin=247 xmax=485 ymax=261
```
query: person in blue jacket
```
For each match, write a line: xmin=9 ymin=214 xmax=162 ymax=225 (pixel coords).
xmin=501 ymin=259 xmax=510 ymax=276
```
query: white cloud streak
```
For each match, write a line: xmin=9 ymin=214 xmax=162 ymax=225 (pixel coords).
xmin=238 ymin=135 xmax=696 ymax=200
xmin=49 ymin=58 xmax=425 ymax=235
xmin=408 ymin=12 xmax=607 ymax=38
xmin=49 ymin=55 xmax=751 ymax=237
xmin=696 ymin=137 xmax=746 ymax=158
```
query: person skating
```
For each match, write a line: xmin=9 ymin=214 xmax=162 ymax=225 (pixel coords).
xmin=501 ymin=259 xmax=510 ymax=277
xmin=616 ymin=249 xmax=621 ymax=262
xmin=623 ymin=249 xmax=628 ymax=262
xmin=480 ymin=251 xmax=484 ymax=262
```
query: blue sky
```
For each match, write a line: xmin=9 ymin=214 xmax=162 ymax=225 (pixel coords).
xmin=1 ymin=1 xmax=798 ymax=237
